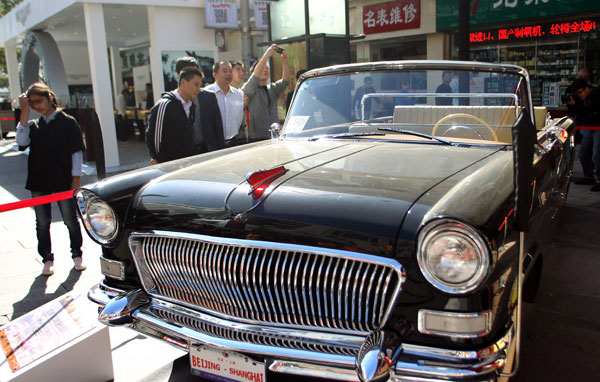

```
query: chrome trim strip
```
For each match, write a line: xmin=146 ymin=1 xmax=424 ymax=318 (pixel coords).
xmin=128 ymin=230 xmax=404 ymax=334
xmin=357 ymin=263 xmax=368 ymax=331
xmin=350 ymin=262 xmax=362 ymax=331
xmin=364 ymin=264 xmax=375 ymax=328
xmin=257 ymin=249 xmax=269 ymax=321
xmin=87 ymin=282 xmax=125 ymax=306
xmin=341 ymin=261 xmax=351 ymax=330
xmin=269 ymin=361 xmax=359 ymax=381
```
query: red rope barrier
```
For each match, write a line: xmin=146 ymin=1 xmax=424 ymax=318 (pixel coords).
xmin=0 ymin=190 xmax=74 ymax=213
xmin=576 ymin=126 xmax=600 ymax=130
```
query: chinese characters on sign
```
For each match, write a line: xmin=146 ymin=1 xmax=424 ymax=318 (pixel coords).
xmin=470 ymin=19 xmax=598 ymax=43
xmin=205 ymin=0 xmax=238 ymax=29
xmin=363 ymin=0 xmax=420 ymax=35
xmin=549 ymin=20 xmax=597 ymax=35
xmin=254 ymin=1 xmax=270 ymax=30
xmin=493 ymin=0 xmax=550 ymax=9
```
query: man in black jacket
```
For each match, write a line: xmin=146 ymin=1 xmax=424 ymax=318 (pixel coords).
xmin=174 ymin=57 xmax=225 ymax=152
xmin=146 ymin=66 xmax=203 ymax=163
xmin=570 ymin=79 xmax=600 ymax=191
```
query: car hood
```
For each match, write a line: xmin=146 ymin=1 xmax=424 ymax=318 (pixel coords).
xmin=131 ymin=140 xmax=502 ymax=257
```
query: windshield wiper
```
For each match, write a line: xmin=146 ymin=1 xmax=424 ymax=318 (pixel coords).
xmin=308 ymin=132 xmax=385 ymax=141
xmin=377 ymin=127 xmax=452 ymax=145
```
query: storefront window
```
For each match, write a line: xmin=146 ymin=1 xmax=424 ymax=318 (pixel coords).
xmin=463 ymin=18 xmax=600 ymax=108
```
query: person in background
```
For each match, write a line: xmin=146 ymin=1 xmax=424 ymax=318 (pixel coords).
xmin=174 ymin=57 xmax=224 ymax=152
xmin=352 ymin=76 xmax=377 ymax=120
xmin=230 ymin=60 xmax=245 ymax=89
xmin=242 ymin=44 xmax=290 ymax=142
xmin=145 ymin=83 xmax=154 ymax=110
xmin=231 ymin=60 xmax=249 ymax=144
xmin=206 ymin=61 xmax=245 ymax=148
xmin=115 ymin=88 xmax=129 ymax=142
xmin=569 ymin=79 xmax=600 ymax=191
xmin=16 ymin=83 xmax=87 ymax=276
xmin=286 ymin=69 xmax=307 ymax=114
xmin=435 ymin=72 xmax=453 ymax=106
xmin=123 ymin=81 xmax=135 ymax=107
xmin=562 ymin=68 xmax=591 ymax=118
xmin=145 ymin=66 xmax=203 ymax=163
xmin=395 ymin=81 xmax=414 ymax=106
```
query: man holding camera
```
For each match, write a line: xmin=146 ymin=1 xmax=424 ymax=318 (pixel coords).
xmin=562 ymin=68 xmax=591 ymax=118
xmin=242 ymin=44 xmax=290 ymax=142
xmin=569 ymin=78 xmax=600 ymax=191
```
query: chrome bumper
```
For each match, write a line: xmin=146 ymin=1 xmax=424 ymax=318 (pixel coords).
xmin=89 ymin=283 xmax=511 ymax=382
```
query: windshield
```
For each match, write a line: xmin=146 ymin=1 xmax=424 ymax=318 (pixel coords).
xmin=284 ymin=68 xmax=530 ymax=145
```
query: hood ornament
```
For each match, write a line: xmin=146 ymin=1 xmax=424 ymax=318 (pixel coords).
xmin=246 ymin=166 xmax=288 ymax=200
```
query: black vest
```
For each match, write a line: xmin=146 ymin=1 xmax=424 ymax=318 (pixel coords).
xmin=25 ymin=112 xmax=85 ymax=193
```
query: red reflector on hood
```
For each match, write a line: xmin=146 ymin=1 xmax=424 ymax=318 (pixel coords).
xmin=246 ymin=166 xmax=288 ymax=199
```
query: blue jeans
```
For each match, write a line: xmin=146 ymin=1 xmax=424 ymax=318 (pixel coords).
xmin=32 ymin=192 xmax=83 ymax=263
xmin=578 ymin=130 xmax=600 ymax=181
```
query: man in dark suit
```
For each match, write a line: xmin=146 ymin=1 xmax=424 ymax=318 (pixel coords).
xmin=175 ymin=57 xmax=225 ymax=152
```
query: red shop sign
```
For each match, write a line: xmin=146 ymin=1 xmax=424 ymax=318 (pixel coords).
xmin=363 ymin=0 xmax=420 ymax=35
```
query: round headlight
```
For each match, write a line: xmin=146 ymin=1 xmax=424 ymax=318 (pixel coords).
xmin=417 ymin=219 xmax=490 ymax=294
xmin=75 ymin=189 xmax=119 ymax=245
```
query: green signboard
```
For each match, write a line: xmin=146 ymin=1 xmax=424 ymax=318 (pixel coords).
xmin=437 ymin=0 xmax=600 ymax=30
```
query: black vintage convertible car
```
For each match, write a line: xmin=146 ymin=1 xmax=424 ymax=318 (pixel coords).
xmin=77 ymin=61 xmax=574 ymax=382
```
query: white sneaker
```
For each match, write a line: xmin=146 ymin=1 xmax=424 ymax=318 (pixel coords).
xmin=42 ymin=261 xmax=54 ymax=276
xmin=73 ymin=257 xmax=87 ymax=271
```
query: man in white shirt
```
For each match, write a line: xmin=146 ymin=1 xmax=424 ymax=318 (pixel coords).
xmin=206 ymin=61 xmax=244 ymax=147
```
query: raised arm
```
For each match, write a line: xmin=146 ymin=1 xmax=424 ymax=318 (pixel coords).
xmin=252 ymin=44 xmax=277 ymax=78
xmin=281 ymin=50 xmax=290 ymax=83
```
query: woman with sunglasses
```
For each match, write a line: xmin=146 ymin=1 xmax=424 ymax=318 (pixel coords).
xmin=16 ymin=83 xmax=87 ymax=276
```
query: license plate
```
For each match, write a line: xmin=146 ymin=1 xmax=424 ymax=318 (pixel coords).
xmin=190 ymin=345 xmax=266 ymax=382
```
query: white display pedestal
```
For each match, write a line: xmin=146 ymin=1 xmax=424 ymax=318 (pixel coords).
xmin=0 ymin=291 xmax=114 ymax=382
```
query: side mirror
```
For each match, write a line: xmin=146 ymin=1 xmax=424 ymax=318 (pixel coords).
xmin=270 ymin=122 xmax=282 ymax=140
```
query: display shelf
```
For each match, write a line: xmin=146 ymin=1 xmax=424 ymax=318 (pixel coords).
xmin=470 ymin=41 xmax=582 ymax=106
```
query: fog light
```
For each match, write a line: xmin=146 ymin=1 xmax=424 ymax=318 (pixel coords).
xmin=100 ymin=256 xmax=126 ymax=280
xmin=418 ymin=310 xmax=491 ymax=338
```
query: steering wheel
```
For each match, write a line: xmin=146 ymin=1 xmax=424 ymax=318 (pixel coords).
xmin=432 ymin=113 xmax=498 ymax=142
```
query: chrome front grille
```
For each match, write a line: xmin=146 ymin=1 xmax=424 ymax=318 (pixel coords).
xmin=151 ymin=305 xmax=360 ymax=356
xmin=130 ymin=231 xmax=403 ymax=333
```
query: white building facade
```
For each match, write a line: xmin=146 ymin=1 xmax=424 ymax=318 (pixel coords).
xmin=0 ymin=0 xmax=268 ymax=167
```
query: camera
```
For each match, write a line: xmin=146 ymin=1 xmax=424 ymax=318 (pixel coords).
xmin=561 ymin=91 xmax=574 ymax=104
xmin=274 ymin=46 xmax=284 ymax=54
